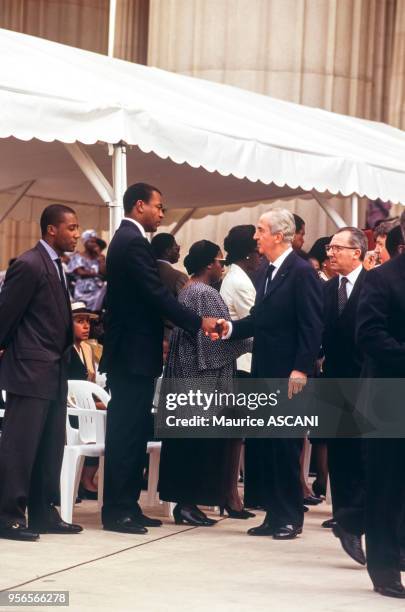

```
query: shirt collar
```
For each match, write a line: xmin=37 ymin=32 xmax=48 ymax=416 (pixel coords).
xmin=39 ymin=239 xmax=59 ymax=262
xmin=270 ymin=246 xmax=293 ymax=269
xmin=124 ymin=217 xmax=147 ymax=238
xmin=339 ymin=263 xmax=363 ymax=285
xmin=157 ymin=259 xmax=174 ymax=267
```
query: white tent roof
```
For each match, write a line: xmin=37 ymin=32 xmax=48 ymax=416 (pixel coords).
xmin=1 ymin=27 xmax=405 ymax=210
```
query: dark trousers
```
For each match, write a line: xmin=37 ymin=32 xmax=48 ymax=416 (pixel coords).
xmin=254 ymin=437 xmax=304 ymax=527
xmin=365 ymin=438 xmax=405 ymax=575
xmin=327 ymin=438 xmax=365 ymax=535
xmin=0 ymin=392 xmax=66 ymax=527
xmin=102 ymin=373 xmax=155 ymax=523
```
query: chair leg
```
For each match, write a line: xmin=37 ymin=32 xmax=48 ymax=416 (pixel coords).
xmin=60 ymin=448 xmax=84 ymax=523
xmin=146 ymin=449 xmax=160 ymax=507
xmin=97 ymin=455 xmax=105 ymax=511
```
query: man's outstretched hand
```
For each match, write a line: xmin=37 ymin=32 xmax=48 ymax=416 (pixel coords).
xmin=201 ymin=317 xmax=230 ymax=340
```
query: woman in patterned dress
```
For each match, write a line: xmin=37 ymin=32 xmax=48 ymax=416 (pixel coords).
xmin=158 ymin=240 xmax=250 ymax=526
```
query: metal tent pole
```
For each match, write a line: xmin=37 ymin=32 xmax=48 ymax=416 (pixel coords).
xmin=111 ymin=142 xmax=127 ymax=239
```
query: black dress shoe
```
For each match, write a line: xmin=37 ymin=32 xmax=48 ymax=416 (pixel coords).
xmin=273 ymin=524 xmax=302 ymax=540
xmin=312 ymin=479 xmax=326 ymax=497
xmin=0 ymin=523 xmax=39 ymax=542
xmin=303 ymin=495 xmax=323 ymax=506
xmin=78 ymin=485 xmax=98 ymax=500
xmin=31 ymin=520 xmax=83 ymax=534
xmin=173 ymin=505 xmax=209 ymax=526
xmin=103 ymin=517 xmax=148 ymax=534
xmin=332 ymin=523 xmax=365 ymax=565
xmin=135 ymin=513 xmax=162 ymax=528
xmin=322 ymin=518 xmax=336 ymax=529
xmin=220 ymin=505 xmax=256 ymax=519
xmin=371 ymin=570 xmax=405 ymax=598
xmin=189 ymin=506 xmax=217 ymax=525
xmin=247 ymin=521 xmax=274 ymax=536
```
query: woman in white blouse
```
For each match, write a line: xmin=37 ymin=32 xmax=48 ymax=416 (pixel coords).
xmin=220 ymin=225 xmax=261 ymax=517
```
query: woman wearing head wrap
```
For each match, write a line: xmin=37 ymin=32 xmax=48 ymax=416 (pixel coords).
xmin=158 ymin=240 xmax=251 ymax=526
xmin=66 ymin=229 xmax=107 ymax=311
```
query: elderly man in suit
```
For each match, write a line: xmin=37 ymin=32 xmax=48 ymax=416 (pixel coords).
xmin=356 ymin=211 xmax=405 ymax=598
xmin=322 ymin=227 xmax=368 ymax=565
xmin=218 ymin=208 xmax=323 ymax=539
xmin=100 ymin=182 xmax=222 ymax=535
xmin=0 ymin=204 xmax=82 ymax=541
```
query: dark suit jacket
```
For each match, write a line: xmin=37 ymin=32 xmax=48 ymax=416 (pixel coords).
xmin=232 ymin=250 xmax=323 ymax=377
xmin=0 ymin=242 xmax=73 ymax=400
xmin=157 ymin=260 xmax=188 ymax=297
xmin=100 ymin=220 xmax=201 ymax=377
xmin=357 ymin=253 xmax=405 ymax=378
xmin=322 ymin=267 xmax=366 ymax=378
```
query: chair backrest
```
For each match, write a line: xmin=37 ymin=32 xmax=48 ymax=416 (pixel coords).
xmin=67 ymin=380 xmax=110 ymax=445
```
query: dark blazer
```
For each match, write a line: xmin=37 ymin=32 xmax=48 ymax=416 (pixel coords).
xmin=322 ymin=267 xmax=366 ymax=378
xmin=232 ymin=250 xmax=323 ymax=377
xmin=157 ymin=260 xmax=188 ymax=297
xmin=357 ymin=253 xmax=405 ymax=378
xmin=0 ymin=242 xmax=73 ymax=400
xmin=100 ymin=220 xmax=201 ymax=377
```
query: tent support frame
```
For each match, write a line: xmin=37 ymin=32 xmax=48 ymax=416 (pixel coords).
xmin=0 ymin=180 xmax=36 ymax=224
xmin=64 ymin=142 xmax=126 ymax=239
xmin=312 ymin=191 xmax=346 ymax=228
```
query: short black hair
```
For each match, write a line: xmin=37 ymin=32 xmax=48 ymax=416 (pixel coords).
xmin=40 ymin=204 xmax=76 ymax=237
xmin=386 ymin=225 xmax=404 ymax=258
xmin=184 ymin=240 xmax=220 ymax=275
xmin=223 ymin=225 xmax=257 ymax=265
xmin=307 ymin=236 xmax=332 ymax=265
xmin=293 ymin=214 xmax=305 ymax=232
xmin=123 ymin=182 xmax=162 ymax=215
xmin=151 ymin=233 xmax=175 ymax=259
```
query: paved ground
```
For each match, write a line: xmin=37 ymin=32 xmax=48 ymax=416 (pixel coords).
xmin=0 ymin=498 xmax=400 ymax=612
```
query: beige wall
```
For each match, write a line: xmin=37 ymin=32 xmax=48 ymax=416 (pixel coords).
xmin=148 ymin=0 xmax=401 ymax=251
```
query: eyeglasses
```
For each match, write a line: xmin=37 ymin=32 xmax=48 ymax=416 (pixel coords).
xmin=215 ymin=258 xmax=226 ymax=267
xmin=325 ymin=244 xmax=359 ymax=254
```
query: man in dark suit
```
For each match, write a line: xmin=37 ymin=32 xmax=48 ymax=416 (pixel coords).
xmin=151 ymin=233 xmax=188 ymax=297
xmin=218 ymin=208 xmax=323 ymax=539
xmin=356 ymin=211 xmax=405 ymax=598
xmin=322 ymin=227 xmax=368 ymax=565
xmin=100 ymin=182 xmax=221 ymax=535
xmin=151 ymin=232 xmax=188 ymax=351
xmin=0 ymin=204 xmax=82 ymax=541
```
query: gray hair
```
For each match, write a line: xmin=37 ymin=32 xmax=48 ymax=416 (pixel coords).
xmin=260 ymin=208 xmax=296 ymax=244
xmin=334 ymin=226 xmax=368 ymax=260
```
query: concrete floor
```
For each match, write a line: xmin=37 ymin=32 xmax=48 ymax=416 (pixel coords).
xmin=0 ymin=498 xmax=401 ymax=612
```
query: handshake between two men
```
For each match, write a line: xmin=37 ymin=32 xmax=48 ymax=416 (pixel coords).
xmin=200 ymin=317 xmax=307 ymax=400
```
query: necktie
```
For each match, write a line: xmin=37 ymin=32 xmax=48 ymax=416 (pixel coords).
xmin=264 ymin=264 xmax=276 ymax=297
xmin=55 ymin=257 xmax=71 ymax=304
xmin=338 ymin=276 xmax=348 ymax=314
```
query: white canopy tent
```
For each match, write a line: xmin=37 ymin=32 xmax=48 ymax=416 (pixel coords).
xmin=1 ymin=27 xmax=405 ymax=239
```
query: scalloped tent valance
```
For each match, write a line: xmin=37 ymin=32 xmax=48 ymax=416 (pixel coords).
xmin=1 ymin=27 xmax=405 ymax=216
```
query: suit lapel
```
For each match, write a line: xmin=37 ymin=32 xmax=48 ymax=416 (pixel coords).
xmin=36 ymin=243 xmax=71 ymax=326
xmin=263 ymin=251 xmax=295 ymax=299
xmin=338 ymin=267 xmax=366 ymax=317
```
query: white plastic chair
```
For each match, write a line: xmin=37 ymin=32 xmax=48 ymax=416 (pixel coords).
xmin=61 ymin=379 xmax=163 ymax=521
xmin=60 ymin=380 xmax=109 ymax=523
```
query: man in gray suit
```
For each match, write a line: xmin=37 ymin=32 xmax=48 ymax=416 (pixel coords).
xmin=0 ymin=204 xmax=82 ymax=541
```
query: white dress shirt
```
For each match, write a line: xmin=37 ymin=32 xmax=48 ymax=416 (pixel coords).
xmin=124 ymin=216 xmax=147 ymax=238
xmin=338 ymin=263 xmax=363 ymax=299
xmin=264 ymin=246 xmax=293 ymax=293
xmin=39 ymin=239 xmax=67 ymax=286
xmin=220 ymin=264 xmax=256 ymax=372
xmin=223 ymin=246 xmax=293 ymax=340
